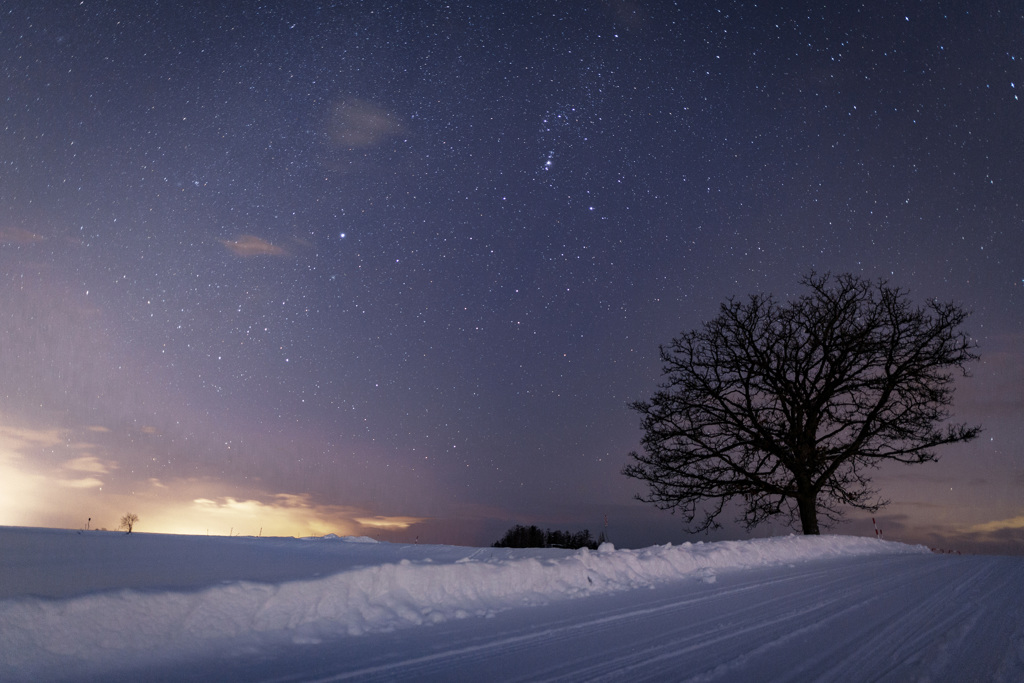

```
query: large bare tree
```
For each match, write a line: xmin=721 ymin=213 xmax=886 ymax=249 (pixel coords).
xmin=624 ymin=273 xmax=980 ymax=535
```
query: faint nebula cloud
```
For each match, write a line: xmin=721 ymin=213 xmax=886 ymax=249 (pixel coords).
xmin=0 ymin=226 xmax=45 ymax=244
xmin=221 ymin=235 xmax=288 ymax=257
xmin=327 ymin=98 xmax=405 ymax=149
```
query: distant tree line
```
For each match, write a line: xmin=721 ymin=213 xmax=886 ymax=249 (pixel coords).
xmin=492 ymin=524 xmax=602 ymax=550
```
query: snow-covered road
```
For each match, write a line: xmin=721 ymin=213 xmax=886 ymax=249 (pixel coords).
xmin=2 ymin=528 xmax=1022 ymax=681
xmin=118 ymin=554 xmax=1024 ymax=682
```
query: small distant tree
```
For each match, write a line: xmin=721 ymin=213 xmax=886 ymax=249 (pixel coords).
xmin=624 ymin=272 xmax=980 ymax=535
xmin=119 ymin=512 xmax=139 ymax=534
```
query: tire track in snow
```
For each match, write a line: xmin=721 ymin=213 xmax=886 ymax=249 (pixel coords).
xmin=575 ymin=556 xmax=940 ymax=682
xmin=302 ymin=557 xmax=911 ymax=682
xmin=821 ymin=556 xmax=998 ymax=680
xmin=815 ymin=556 xmax=1024 ymax=682
xmin=293 ymin=554 xmax=1024 ymax=683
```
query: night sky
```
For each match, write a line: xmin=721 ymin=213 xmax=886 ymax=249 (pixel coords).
xmin=2 ymin=1 xmax=1021 ymax=552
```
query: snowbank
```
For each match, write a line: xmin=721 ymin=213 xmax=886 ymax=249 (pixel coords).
xmin=0 ymin=529 xmax=928 ymax=679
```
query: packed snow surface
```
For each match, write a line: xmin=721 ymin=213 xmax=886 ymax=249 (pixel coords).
xmin=1 ymin=527 xmax=1022 ymax=681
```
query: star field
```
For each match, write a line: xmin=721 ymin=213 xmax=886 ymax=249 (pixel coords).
xmin=1 ymin=1 xmax=1021 ymax=551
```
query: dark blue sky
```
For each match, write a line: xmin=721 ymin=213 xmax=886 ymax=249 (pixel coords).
xmin=1 ymin=1 xmax=1021 ymax=552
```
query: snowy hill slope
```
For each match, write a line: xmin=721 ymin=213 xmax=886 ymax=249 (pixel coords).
xmin=1 ymin=527 xmax=1021 ymax=681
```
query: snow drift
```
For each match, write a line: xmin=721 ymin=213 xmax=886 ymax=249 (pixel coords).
xmin=0 ymin=527 xmax=927 ymax=680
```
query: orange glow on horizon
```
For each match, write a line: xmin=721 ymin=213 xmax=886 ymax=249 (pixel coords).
xmin=0 ymin=418 xmax=426 ymax=538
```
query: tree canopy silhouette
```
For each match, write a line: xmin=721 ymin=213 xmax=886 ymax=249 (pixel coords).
xmin=624 ymin=272 xmax=980 ymax=535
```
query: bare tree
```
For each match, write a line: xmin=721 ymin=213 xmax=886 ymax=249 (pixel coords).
xmin=119 ymin=512 xmax=139 ymax=534
xmin=624 ymin=272 xmax=980 ymax=535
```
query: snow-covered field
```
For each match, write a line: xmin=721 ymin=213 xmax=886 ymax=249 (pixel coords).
xmin=1 ymin=527 xmax=1022 ymax=681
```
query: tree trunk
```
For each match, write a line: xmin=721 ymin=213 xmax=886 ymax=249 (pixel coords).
xmin=797 ymin=495 xmax=820 ymax=535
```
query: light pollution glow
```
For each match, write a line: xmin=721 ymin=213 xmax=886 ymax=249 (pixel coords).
xmin=0 ymin=420 xmax=424 ymax=538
